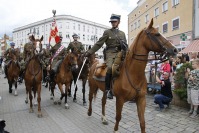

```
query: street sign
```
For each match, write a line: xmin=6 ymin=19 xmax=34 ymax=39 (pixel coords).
xmin=180 ymin=41 xmax=190 ymax=47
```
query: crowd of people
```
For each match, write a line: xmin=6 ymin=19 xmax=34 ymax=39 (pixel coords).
xmin=145 ymin=52 xmax=199 ymax=117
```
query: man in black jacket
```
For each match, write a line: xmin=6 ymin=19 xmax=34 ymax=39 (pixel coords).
xmin=154 ymin=72 xmax=173 ymax=111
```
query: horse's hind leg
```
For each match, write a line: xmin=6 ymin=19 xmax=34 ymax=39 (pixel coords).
xmin=37 ymin=83 xmax=42 ymax=118
xmin=136 ymin=96 xmax=146 ymax=133
xmin=114 ymin=97 xmax=124 ymax=133
xmin=28 ymin=88 xmax=34 ymax=113
xmin=101 ymin=91 xmax=108 ymax=125
xmin=25 ymin=88 xmax=28 ymax=104
xmin=58 ymin=83 xmax=64 ymax=105
xmin=82 ymin=79 xmax=87 ymax=106
xmin=14 ymin=79 xmax=18 ymax=96
xmin=87 ymin=85 xmax=96 ymax=116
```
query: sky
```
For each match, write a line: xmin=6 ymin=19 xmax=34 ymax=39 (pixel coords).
xmin=0 ymin=0 xmax=138 ymax=37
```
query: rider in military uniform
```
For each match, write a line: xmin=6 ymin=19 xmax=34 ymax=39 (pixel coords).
xmin=48 ymin=36 xmax=67 ymax=84
xmin=4 ymin=42 xmax=16 ymax=78
xmin=66 ymin=34 xmax=85 ymax=53
xmin=84 ymin=14 xmax=127 ymax=99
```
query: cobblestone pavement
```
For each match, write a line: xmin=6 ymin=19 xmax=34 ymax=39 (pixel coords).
xmin=0 ymin=74 xmax=199 ymax=133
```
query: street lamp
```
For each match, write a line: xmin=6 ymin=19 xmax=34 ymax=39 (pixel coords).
xmin=52 ymin=9 xmax=56 ymax=17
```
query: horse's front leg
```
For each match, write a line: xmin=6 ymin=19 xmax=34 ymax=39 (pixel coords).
xmin=14 ymin=79 xmax=18 ymax=96
xmin=101 ymin=91 xmax=108 ymax=125
xmin=114 ymin=97 xmax=124 ymax=133
xmin=64 ymin=84 xmax=69 ymax=109
xmin=136 ymin=96 xmax=146 ymax=133
xmin=8 ymin=80 xmax=12 ymax=94
xmin=73 ymin=86 xmax=78 ymax=103
xmin=68 ymin=80 xmax=72 ymax=97
xmin=58 ymin=83 xmax=64 ymax=105
xmin=37 ymin=83 xmax=42 ymax=118
xmin=82 ymin=78 xmax=87 ymax=106
xmin=25 ymin=88 xmax=28 ymax=104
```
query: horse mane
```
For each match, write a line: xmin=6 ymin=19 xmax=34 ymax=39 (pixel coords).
xmin=127 ymin=29 xmax=144 ymax=59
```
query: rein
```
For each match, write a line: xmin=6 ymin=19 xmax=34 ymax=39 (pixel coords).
xmin=124 ymin=28 xmax=170 ymax=99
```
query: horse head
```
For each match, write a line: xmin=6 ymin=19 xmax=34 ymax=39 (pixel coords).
xmin=67 ymin=52 xmax=79 ymax=71
xmin=31 ymin=35 xmax=43 ymax=55
xmin=132 ymin=18 xmax=177 ymax=61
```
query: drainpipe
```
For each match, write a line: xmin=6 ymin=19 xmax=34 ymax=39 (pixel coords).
xmin=192 ymin=0 xmax=195 ymax=40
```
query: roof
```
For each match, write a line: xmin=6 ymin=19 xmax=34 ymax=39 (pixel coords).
xmin=179 ymin=39 xmax=199 ymax=53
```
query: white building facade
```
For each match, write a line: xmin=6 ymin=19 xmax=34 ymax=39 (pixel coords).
xmin=13 ymin=15 xmax=110 ymax=56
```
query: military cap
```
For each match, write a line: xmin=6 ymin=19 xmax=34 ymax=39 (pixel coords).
xmin=72 ymin=33 xmax=78 ymax=38
xmin=10 ymin=42 xmax=15 ymax=46
xmin=109 ymin=14 xmax=121 ymax=22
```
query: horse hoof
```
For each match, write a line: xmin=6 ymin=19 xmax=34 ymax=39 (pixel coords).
xmin=65 ymin=104 xmax=69 ymax=109
xmin=29 ymin=109 xmax=34 ymax=113
xmin=14 ymin=93 xmax=18 ymax=96
xmin=25 ymin=100 xmax=28 ymax=104
xmin=83 ymin=102 xmax=87 ymax=106
xmin=73 ymin=99 xmax=77 ymax=103
xmin=37 ymin=113 xmax=43 ymax=118
xmin=58 ymin=101 xmax=61 ymax=105
xmin=102 ymin=121 xmax=108 ymax=125
xmin=54 ymin=101 xmax=57 ymax=105
xmin=50 ymin=97 xmax=53 ymax=100
xmin=9 ymin=90 xmax=12 ymax=93
xmin=34 ymin=103 xmax=38 ymax=106
xmin=87 ymin=111 xmax=92 ymax=116
xmin=101 ymin=116 xmax=108 ymax=125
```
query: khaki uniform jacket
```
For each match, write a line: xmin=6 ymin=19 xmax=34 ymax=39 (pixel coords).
xmin=66 ymin=41 xmax=85 ymax=53
xmin=87 ymin=28 xmax=126 ymax=72
xmin=23 ymin=41 xmax=34 ymax=61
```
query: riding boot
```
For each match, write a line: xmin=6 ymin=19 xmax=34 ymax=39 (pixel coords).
xmin=105 ymin=73 xmax=113 ymax=99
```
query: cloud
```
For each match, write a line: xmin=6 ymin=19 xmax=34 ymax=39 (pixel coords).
xmin=0 ymin=0 xmax=138 ymax=37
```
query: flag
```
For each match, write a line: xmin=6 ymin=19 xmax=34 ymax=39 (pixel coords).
xmin=49 ymin=19 xmax=60 ymax=47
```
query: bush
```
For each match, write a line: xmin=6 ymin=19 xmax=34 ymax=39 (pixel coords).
xmin=174 ymin=63 xmax=192 ymax=100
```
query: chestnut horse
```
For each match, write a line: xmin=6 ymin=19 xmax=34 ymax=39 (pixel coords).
xmin=24 ymin=35 xmax=43 ymax=117
xmin=87 ymin=19 xmax=177 ymax=133
xmin=49 ymin=52 xmax=79 ymax=109
xmin=7 ymin=48 xmax=20 ymax=96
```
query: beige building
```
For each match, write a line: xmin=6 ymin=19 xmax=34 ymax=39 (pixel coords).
xmin=128 ymin=0 xmax=194 ymax=51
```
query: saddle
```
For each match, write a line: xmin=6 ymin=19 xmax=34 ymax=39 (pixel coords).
xmin=94 ymin=61 xmax=107 ymax=77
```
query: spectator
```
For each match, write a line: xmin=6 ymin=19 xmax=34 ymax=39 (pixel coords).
xmin=187 ymin=59 xmax=199 ymax=118
xmin=153 ymin=71 xmax=173 ymax=111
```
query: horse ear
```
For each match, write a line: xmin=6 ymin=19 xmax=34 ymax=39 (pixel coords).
xmin=147 ymin=18 xmax=153 ymax=29
xmin=31 ymin=35 xmax=35 ymax=41
xmin=40 ymin=35 xmax=43 ymax=42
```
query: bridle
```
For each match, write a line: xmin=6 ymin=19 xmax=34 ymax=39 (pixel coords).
xmin=132 ymin=28 xmax=169 ymax=63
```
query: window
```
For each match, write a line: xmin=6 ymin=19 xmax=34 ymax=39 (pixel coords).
xmin=138 ymin=20 xmax=141 ymax=28
xmin=162 ymin=22 xmax=168 ymax=33
xmin=87 ymin=26 xmax=90 ymax=32
xmin=78 ymin=24 xmax=80 ymax=31
xmin=42 ymin=26 xmax=44 ymax=32
xmin=58 ymin=22 xmax=62 ymax=29
xmin=83 ymin=25 xmax=85 ymax=32
xmin=92 ymin=27 xmax=94 ymax=33
xmin=172 ymin=0 xmax=180 ymax=7
xmin=134 ymin=22 xmax=137 ymax=29
xmin=46 ymin=34 xmax=48 ymax=41
xmin=46 ymin=25 xmax=48 ymax=31
xmin=154 ymin=7 xmax=159 ymax=17
xmin=78 ymin=34 xmax=80 ymax=39
xmin=87 ymin=35 xmax=89 ymax=41
xmin=162 ymin=1 xmax=168 ymax=12
xmin=73 ymin=23 xmax=75 ymax=30
xmin=96 ymin=28 xmax=98 ymax=34
xmin=145 ymin=14 xmax=149 ymax=23
xmin=83 ymin=34 xmax=85 ymax=41
xmin=131 ymin=24 xmax=133 ymax=31
xmin=66 ymin=22 xmax=69 ymax=29
xmin=66 ymin=32 xmax=70 ymax=38
xmin=59 ymin=32 xmax=62 ymax=36
xmin=172 ymin=17 xmax=179 ymax=30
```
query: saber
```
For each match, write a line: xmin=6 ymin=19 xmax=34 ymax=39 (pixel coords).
xmin=72 ymin=57 xmax=87 ymax=96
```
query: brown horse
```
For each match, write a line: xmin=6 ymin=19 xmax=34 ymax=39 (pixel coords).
xmin=49 ymin=52 xmax=79 ymax=109
xmin=7 ymin=48 xmax=20 ymax=96
xmin=24 ymin=35 xmax=43 ymax=117
xmin=87 ymin=19 xmax=177 ymax=133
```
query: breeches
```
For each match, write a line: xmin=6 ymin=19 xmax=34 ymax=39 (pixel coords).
xmin=105 ymin=52 xmax=118 ymax=74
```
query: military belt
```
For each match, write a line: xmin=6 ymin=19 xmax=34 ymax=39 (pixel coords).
xmin=106 ymin=46 xmax=121 ymax=51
